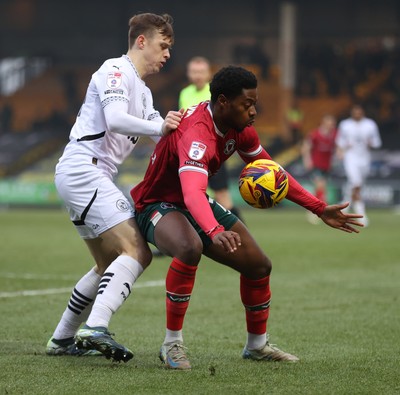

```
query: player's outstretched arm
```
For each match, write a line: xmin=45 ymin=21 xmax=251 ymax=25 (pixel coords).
xmin=320 ymin=202 xmax=364 ymax=233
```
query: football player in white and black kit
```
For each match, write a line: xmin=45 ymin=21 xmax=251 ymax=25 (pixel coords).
xmin=336 ymin=105 xmax=382 ymax=226
xmin=46 ymin=13 xmax=183 ymax=362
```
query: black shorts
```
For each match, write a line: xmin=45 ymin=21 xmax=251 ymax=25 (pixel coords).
xmin=135 ymin=196 xmax=238 ymax=249
xmin=208 ymin=163 xmax=229 ymax=191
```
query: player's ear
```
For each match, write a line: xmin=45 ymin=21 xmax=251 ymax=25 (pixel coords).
xmin=218 ymin=94 xmax=229 ymax=107
xmin=136 ymin=35 xmax=146 ymax=49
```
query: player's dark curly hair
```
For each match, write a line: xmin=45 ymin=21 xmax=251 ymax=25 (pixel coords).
xmin=128 ymin=13 xmax=174 ymax=47
xmin=210 ymin=66 xmax=257 ymax=103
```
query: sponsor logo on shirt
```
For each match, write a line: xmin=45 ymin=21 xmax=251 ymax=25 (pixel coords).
xmin=104 ymin=89 xmax=124 ymax=95
xmin=189 ymin=141 xmax=207 ymax=160
xmin=184 ymin=160 xmax=204 ymax=168
xmin=107 ymin=72 xmax=122 ymax=88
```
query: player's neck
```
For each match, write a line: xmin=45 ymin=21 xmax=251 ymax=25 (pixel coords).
xmin=126 ymin=50 xmax=146 ymax=79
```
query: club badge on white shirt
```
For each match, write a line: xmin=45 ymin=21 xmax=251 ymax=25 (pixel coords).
xmin=107 ymin=72 xmax=122 ymax=88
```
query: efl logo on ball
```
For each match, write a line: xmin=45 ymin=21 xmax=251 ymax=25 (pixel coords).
xmin=238 ymin=159 xmax=289 ymax=209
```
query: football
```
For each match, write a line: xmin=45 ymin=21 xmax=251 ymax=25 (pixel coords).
xmin=238 ymin=159 xmax=289 ymax=209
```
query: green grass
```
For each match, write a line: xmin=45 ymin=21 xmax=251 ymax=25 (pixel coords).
xmin=0 ymin=207 xmax=399 ymax=394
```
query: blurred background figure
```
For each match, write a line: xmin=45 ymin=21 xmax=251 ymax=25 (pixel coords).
xmin=336 ymin=104 xmax=382 ymax=226
xmin=302 ymin=114 xmax=337 ymax=224
xmin=178 ymin=56 xmax=245 ymax=222
xmin=285 ymin=99 xmax=304 ymax=144
xmin=178 ymin=56 xmax=211 ymax=109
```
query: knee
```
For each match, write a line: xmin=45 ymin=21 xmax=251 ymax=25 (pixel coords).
xmin=245 ymin=253 xmax=272 ymax=279
xmin=139 ymin=248 xmax=153 ymax=268
xmin=174 ymin=238 xmax=203 ymax=265
xmin=124 ymin=243 xmax=153 ymax=269
xmin=258 ymin=254 xmax=272 ymax=278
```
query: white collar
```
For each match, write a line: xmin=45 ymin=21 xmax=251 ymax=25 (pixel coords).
xmin=207 ymin=103 xmax=225 ymax=137
xmin=122 ymin=54 xmax=142 ymax=81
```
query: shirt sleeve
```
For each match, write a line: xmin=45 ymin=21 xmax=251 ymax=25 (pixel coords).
xmin=179 ymin=171 xmax=221 ymax=234
xmin=335 ymin=122 xmax=347 ymax=149
xmin=369 ymin=120 xmax=382 ymax=148
xmin=103 ymin=99 xmax=163 ymax=137
xmin=177 ymin=125 xmax=221 ymax=234
xmin=98 ymin=65 xmax=164 ymax=138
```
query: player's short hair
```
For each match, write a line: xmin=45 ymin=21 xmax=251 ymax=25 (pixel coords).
xmin=128 ymin=13 xmax=174 ymax=48
xmin=210 ymin=66 xmax=257 ymax=103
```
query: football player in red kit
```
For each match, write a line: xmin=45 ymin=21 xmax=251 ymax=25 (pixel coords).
xmin=131 ymin=66 xmax=363 ymax=370
xmin=302 ymin=114 xmax=337 ymax=203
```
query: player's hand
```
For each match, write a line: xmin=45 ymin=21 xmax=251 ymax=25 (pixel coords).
xmin=212 ymin=230 xmax=241 ymax=253
xmin=319 ymin=202 xmax=364 ymax=233
xmin=161 ymin=108 xmax=185 ymax=136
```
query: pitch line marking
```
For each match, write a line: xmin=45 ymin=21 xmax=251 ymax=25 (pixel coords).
xmin=0 ymin=280 xmax=164 ymax=298
xmin=0 ymin=272 xmax=84 ymax=281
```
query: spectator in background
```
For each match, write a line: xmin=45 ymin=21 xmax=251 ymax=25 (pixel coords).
xmin=336 ymin=104 xmax=382 ymax=226
xmin=302 ymin=114 xmax=337 ymax=224
xmin=178 ymin=56 xmax=211 ymax=110
xmin=179 ymin=56 xmax=245 ymax=222
xmin=285 ymin=99 xmax=304 ymax=144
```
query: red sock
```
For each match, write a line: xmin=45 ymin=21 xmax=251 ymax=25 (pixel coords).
xmin=166 ymin=258 xmax=197 ymax=331
xmin=240 ymin=275 xmax=271 ymax=334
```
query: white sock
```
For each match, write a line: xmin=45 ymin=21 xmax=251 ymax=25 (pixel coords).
xmin=342 ymin=184 xmax=352 ymax=212
xmin=246 ymin=333 xmax=267 ymax=350
xmin=52 ymin=267 xmax=101 ymax=340
xmin=164 ymin=329 xmax=183 ymax=345
xmin=353 ymin=200 xmax=366 ymax=217
xmin=86 ymin=255 xmax=143 ymax=329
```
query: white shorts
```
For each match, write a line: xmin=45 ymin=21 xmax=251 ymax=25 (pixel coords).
xmin=343 ymin=157 xmax=370 ymax=188
xmin=55 ymin=168 xmax=135 ymax=239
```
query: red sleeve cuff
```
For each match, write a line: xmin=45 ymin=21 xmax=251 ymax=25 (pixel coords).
xmin=206 ymin=224 xmax=225 ymax=239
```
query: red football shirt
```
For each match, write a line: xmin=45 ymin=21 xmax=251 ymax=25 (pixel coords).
xmin=131 ymin=102 xmax=326 ymax=234
xmin=309 ymin=128 xmax=337 ymax=171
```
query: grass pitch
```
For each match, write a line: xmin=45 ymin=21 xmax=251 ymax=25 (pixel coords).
xmin=0 ymin=207 xmax=399 ymax=394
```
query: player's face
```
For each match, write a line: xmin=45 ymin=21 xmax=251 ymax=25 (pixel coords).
xmin=223 ymin=88 xmax=258 ymax=132
xmin=351 ymin=106 xmax=364 ymax=121
xmin=143 ymin=32 xmax=172 ymax=75
xmin=187 ymin=62 xmax=210 ymax=89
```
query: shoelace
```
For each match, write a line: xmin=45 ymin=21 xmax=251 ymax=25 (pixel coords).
xmin=168 ymin=343 xmax=189 ymax=361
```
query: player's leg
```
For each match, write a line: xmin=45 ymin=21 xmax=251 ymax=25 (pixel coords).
xmin=46 ymin=265 xmax=102 ymax=356
xmin=49 ymin=172 xmax=151 ymax=361
xmin=137 ymin=203 xmax=203 ymax=370
xmin=204 ymin=216 xmax=298 ymax=362
xmin=314 ymin=171 xmax=327 ymax=203
xmin=345 ymin=160 xmax=368 ymax=226
xmin=47 ymin=171 xmax=104 ymax=356
xmin=75 ymin=217 xmax=152 ymax=362
xmin=84 ymin=217 xmax=152 ymax=324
